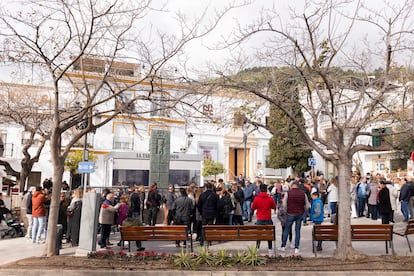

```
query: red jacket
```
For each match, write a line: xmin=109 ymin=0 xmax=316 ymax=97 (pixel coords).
xmin=31 ymin=191 xmax=46 ymax=217
xmin=252 ymin=192 xmax=276 ymax=220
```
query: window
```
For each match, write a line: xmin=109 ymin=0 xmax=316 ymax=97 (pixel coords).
xmin=150 ymin=91 xmax=169 ymax=117
xmin=113 ymin=123 xmax=134 ymax=150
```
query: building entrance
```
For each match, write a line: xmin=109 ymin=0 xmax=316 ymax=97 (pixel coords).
xmin=228 ymin=148 xmax=249 ymax=181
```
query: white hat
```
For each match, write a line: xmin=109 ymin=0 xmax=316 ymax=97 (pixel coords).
xmin=29 ymin=186 xmax=36 ymax=192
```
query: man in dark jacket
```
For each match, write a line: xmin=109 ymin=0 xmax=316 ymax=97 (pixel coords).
xmin=147 ymin=182 xmax=161 ymax=226
xmin=197 ymin=182 xmax=218 ymax=246
xmin=280 ymin=182 xmax=310 ymax=254
xmin=173 ymin=188 xmax=194 ymax=247
xmin=25 ymin=186 xmax=35 ymax=240
xmin=399 ymin=178 xmax=411 ymax=222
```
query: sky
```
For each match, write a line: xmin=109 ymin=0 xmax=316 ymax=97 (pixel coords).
xmin=0 ymin=0 xmax=412 ymax=82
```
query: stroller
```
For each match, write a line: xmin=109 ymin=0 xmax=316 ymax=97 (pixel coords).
xmin=0 ymin=209 xmax=25 ymax=239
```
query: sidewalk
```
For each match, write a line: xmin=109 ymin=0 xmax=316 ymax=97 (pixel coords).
xmin=1 ymin=213 xmax=413 ymax=267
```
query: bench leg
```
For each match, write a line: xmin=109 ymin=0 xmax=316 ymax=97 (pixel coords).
xmin=406 ymin=236 xmax=412 ymax=253
xmin=312 ymin=238 xmax=316 ymax=256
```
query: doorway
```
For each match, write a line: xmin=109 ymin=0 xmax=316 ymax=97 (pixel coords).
xmin=229 ymin=147 xmax=249 ymax=181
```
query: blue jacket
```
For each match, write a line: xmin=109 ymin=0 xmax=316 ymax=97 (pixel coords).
xmin=243 ymin=184 xmax=254 ymax=201
xmin=310 ymin=197 xmax=324 ymax=223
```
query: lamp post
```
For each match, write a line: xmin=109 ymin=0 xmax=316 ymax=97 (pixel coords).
xmin=242 ymin=124 xmax=248 ymax=179
xmin=76 ymin=119 xmax=89 ymax=189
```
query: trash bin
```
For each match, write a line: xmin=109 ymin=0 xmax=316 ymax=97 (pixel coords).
xmin=55 ymin=224 xmax=63 ymax=255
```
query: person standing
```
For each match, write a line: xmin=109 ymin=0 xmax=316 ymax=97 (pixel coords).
xmin=25 ymin=186 xmax=36 ymax=240
xmin=165 ymin=185 xmax=177 ymax=225
xmin=310 ymin=192 xmax=324 ymax=251
xmin=66 ymin=189 xmax=83 ymax=246
xmin=98 ymin=193 xmax=120 ymax=249
xmin=173 ymin=188 xmax=194 ymax=247
xmin=367 ymin=179 xmax=379 ymax=220
xmin=386 ymin=180 xmax=396 ymax=223
xmin=280 ymin=182 xmax=310 ymax=255
xmin=399 ymin=178 xmax=411 ymax=222
xmin=147 ymin=182 xmax=161 ymax=226
xmin=116 ymin=194 xmax=129 ymax=248
xmin=378 ymin=180 xmax=392 ymax=224
xmin=356 ymin=177 xmax=368 ymax=217
xmin=31 ymin=186 xmax=47 ymax=244
xmin=408 ymin=180 xmax=414 ymax=219
xmin=252 ymin=183 xmax=276 ymax=255
xmin=197 ymin=182 xmax=218 ymax=246
xmin=327 ymin=178 xmax=338 ymax=223
xmin=58 ymin=193 xmax=69 ymax=242
xmin=350 ymin=176 xmax=358 ymax=218
xmin=242 ymin=179 xmax=254 ymax=222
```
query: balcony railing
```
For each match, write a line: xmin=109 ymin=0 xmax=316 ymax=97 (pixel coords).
xmin=113 ymin=137 xmax=134 ymax=151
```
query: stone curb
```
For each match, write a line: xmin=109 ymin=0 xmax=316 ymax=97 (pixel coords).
xmin=0 ymin=270 xmax=413 ymax=276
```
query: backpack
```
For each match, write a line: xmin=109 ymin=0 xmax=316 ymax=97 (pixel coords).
xmin=222 ymin=196 xmax=235 ymax=218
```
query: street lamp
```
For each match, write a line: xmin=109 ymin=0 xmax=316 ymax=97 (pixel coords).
xmin=76 ymin=119 xmax=89 ymax=189
xmin=180 ymin=132 xmax=193 ymax=153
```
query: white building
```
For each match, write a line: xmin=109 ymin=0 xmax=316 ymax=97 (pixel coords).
xmin=300 ymin=79 xmax=414 ymax=180
xmin=0 ymin=58 xmax=280 ymax=192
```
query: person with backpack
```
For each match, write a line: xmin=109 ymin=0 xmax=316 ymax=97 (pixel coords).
xmin=216 ymin=188 xmax=233 ymax=225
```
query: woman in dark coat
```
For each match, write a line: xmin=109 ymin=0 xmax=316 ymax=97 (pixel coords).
xmin=378 ymin=180 xmax=392 ymax=224
xmin=67 ymin=189 xmax=83 ymax=246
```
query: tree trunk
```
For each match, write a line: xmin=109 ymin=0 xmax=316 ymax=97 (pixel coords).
xmin=44 ymin=131 xmax=64 ymax=256
xmin=19 ymin=161 xmax=34 ymax=191
xmin=335 ymin=159 xmax=364 ymax=260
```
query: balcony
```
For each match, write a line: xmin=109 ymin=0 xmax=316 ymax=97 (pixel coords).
xmin=113 ymin=137 xmax=134 ymax=151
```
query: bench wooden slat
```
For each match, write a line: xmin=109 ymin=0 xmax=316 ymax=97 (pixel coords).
xmin=202 ymin=225 xmax=276 ymax=251
xmin=312 ymin=224 xmax=394 ymax=256
xmin=120 ymin=225 xmax=192 ymax=252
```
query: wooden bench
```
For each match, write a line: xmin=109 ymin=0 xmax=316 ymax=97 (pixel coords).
xmin=312 ymin=224 xmax=393 ymax=256
xmin=120 ymin=225 xmax=193 ymax=253
xmin=393 ymin=219 xmax=414 ymax=252
xmin=312 ymin=224 xmax=338 ymax=255
xmin=202 ymin=225 xmax=276 ymax=254
xmin=351 ymin=224 xmax=393 ymax=254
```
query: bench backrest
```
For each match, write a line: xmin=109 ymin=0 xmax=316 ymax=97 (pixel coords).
xmin=120 ymin=225 xmax=189 ymax=241
xmin=404 ymin=220 xmax=414 ymax=235
xmin=351 ymin=224 xmax=393 ymax=241
xmin=313 ymin=224 xmax=338 ymax=241
xmin=203 ymin=225 xmax=275 ymax=242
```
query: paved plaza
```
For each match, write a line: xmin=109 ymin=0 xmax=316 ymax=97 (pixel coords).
xmin=0 ymin=213 xmax=413 ymax=268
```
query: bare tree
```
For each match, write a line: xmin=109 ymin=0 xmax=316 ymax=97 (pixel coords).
xmin=0 ymin=83 xmax=51 ymax=190
xmin=208 ymin=0 xmax=414 ymax=260
xmin=0 ymin=0 xmax=238 ymax=256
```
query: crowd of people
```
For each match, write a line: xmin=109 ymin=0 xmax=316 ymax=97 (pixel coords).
xmin=5 ymin=171 xmax=414 ymax=255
